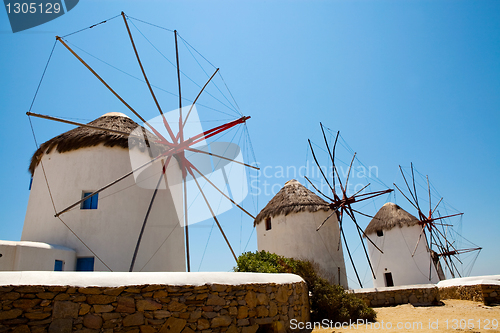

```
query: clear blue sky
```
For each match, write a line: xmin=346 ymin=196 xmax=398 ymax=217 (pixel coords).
xmin=1 ymin=0 xmax=499 ymax=288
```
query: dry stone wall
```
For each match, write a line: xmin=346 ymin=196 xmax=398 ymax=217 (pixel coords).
xmin=351 ymin=284 xmax=439 ymax=307
xmin=438 ymin=284 xmax=500 ymax=305
xmin=0 ymin=282 xmax=309 ymax=333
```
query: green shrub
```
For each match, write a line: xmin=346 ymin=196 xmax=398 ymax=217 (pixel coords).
xmin=234 ymin=250 xmax=376 ymax=322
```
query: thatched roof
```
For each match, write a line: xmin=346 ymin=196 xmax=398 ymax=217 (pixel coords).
xmin=254 ymin=179 xmax=330 ymax=226
xmin=29 ymin=113 xmax=156 ymax=175
xmin=364 ymin=202 xmax=420 ymax=235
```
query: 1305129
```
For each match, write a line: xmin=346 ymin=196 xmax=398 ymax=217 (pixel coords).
xmin=444 ymin=319 xmax=498 ymax=330
xmin=5 ymin=2 xmax=61 ymax=14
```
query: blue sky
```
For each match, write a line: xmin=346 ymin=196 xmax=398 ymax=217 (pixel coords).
xmin=1 ymin=0 xmax=499 ymax=288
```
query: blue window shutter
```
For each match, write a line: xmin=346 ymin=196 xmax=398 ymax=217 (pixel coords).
xmin=76 ymin=257 xmax=95 ymax=271
xmin=90 ymin=193 xmax=98 ymax=209
xmin=54 ymin=260 xmax=63 ymax=271
xmin=81 ymin=192 xmax=98 ymax=210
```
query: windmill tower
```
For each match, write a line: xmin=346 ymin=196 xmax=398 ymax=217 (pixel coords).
xmin=364 ymin=202 xmax=445 ymax=287
xmin=21 ymin=112 xmax=185 ymax=272
xmin=254 ymin=179 xmax=348 ymax=287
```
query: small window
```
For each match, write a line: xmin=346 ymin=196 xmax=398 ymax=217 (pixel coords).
xmin=76 ymin=257 xmax=95 ymax=271
xmin=384 ymin=272 xmax=394 ymax=287
xmin=54 ymin=260 xmax=64 ymax=271
xmin=376 ymin=230 xmax=384 ymax=237
xmin=29 ymin=177 xmax=33 ymax=190
xmin=81 ymin=192 xmax=98 ymax=210
xmin=265 ymin=217 xmax=272 ymax=231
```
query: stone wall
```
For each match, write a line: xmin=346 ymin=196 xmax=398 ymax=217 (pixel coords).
xmin=351 ymin=284 xmax=439 ymax=307
xmin=0 ymin=275 xmax=309 ymax=333
xmin=438 ymin=284 xmax=500 ymax=305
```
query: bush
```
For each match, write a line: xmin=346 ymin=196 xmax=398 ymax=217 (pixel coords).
xmin=234 ymin=250 xmax=376 ymax=323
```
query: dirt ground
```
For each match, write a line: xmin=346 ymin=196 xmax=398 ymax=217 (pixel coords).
xmin=310 ymin=300 xmax=500 ymax=333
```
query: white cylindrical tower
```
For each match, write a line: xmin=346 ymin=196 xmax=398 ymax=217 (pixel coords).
xmin=254 ymin=179 xmax=347 ymax=288
xmin=364 ymin=202 xmax=444 ymax=287
xmin=22 ymin=113 xmax=185 ymax=272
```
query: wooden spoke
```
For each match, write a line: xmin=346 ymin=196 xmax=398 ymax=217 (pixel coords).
xmin=399 ymin=165 xmax=418 ymax=204
xmin=431 ymin=197 xmax=443 ymax=216
xmin=316 ymin=208 xmax=338 ymax=232
xmin=347 ymin=209 xmax=384 ymax=254
xmin=344 ymin=153 xmax=357 ymax=191
xmin=410 ymin=163 xmax=423 ymax=216
xmin=393 ymin=183 xmax=419 ymax=211
xmin=333 ymin=164 xmax=346 ymax=197
xmin=174 ymin=30 xmax=183 ymax=143
xmin=185 ymin=160 xmax=255 ymax=219
xmin=411 ymin=225 xmax=426 ymax=257
xmin=427 ymin=175 xmax=432 ymax=216
xmin=352 ymin=183 xmax=370 ymax=197
xmin=27 ymin=112 xmax=131 ymax=136
xmin=308 ymin=139 xmax=334 ymax=194
xmin=129 ymin=156 xmax=172 ymax=272
xmin=186 ymin=165 xmax=238 ymax=262
xmin=184 ymin=176 xmax=190 ymax=272
xmin=186 ymin=148 xmax=259 ymax=170
xmin=181 ymin=68 xmax=220 ymax=132
xmin=346 ymin=206 xmax=377 ymax=279
xmin=341 ymin=226 xmax=363 ymax=288
xmin=121 ymin=12 xmax=177 ymax=143
xmin=304 ymin=176 xmax=334 ymax=202
xmin=320 ymin=123 xmax=338 ymax=196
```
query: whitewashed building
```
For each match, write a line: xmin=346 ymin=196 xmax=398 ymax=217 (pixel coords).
xmin=254 ymin=179 xmax=347 ymax=287
xmin=364 ymin=202 xmax=445 ymax=287
xmin=1 ymin=113 xmax=185 ymax=272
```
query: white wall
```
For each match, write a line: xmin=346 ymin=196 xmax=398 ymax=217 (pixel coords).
xmin=366 ymin=225 xmax=441 ymax=288
xmin=0 ymin=241 xmax=76 ymax=271
xmin=22 ymin=143 xmax=185 ymax=272
xmin=256 ymin=210 xmax=348 ymax=288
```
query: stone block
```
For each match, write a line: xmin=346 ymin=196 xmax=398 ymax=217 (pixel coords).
xmin=116 ymin=297 xmax=136 ymax=313
xmin=245 ymin=291 xmax=257 ymax=308
xmin=197 ymin=318 xmax=210 ymax=330
xmin=123 ymin=312 xmax=145 ymax=327
xmin=241 ymin=324 xmax=259 ymax=333
xmin=207 ymin=294 xmax=226 ymax=306
xmin=25 ymin=312 xmax=51 ymax=320
xmin=137 ymin=299 xmax=162 ymax=311
xmin=0 ymin=309 xmax=23 ymax=320
xmin=237 ymin=318 xmax=249 ymax=326
xmin=16 ymin=286 xmax=45 ymax=293
xmin=103 ymin=287 xmax=126 ymax=296
xmin=49 ymin=318 xmax=73 ymax=333
xmin=154 ymin=290 xmax=169 ymax=298
xmin=3 ymin=292 xmax=21 ymax=300
xmin=256 ymin=293 xmax=268 ymax=305
xmin=256 ymin=306 xmax=268 ymax=317
xmin=13 ymin=298 xmax=41 ymax=309
xmin=84 ymin=313 xmax=103 ymax=329
xmin=79 ymin=303 xmax=91 ymax=315
xmin=275 ymin=287 xmax=288 ymax=303
xmin=78 ymin=287 xmax=102 ymax=295
xmin=160 ymin=317 xmax=187 ymax=333
xmin=53 ymin=301 xmax=79 ymax=319
xmin=168 ymin=301 xmax=187 ymax=312
xmin=211 ymin=315 xmax=232 ymax=328
xmin=93 ymin=304 xmax=114 ymax=313
xmin=237 ymin=306 xmax=248 ymax=319
xmin=11 ymin=325 xmax=30 ymax=333
xmin=210 ymin=284 xmax=227 ymax=292
xmin=140 ymin=326 xmax=157 ymax=333
xmin=86 ymin=295 xmax=116 ymax=305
